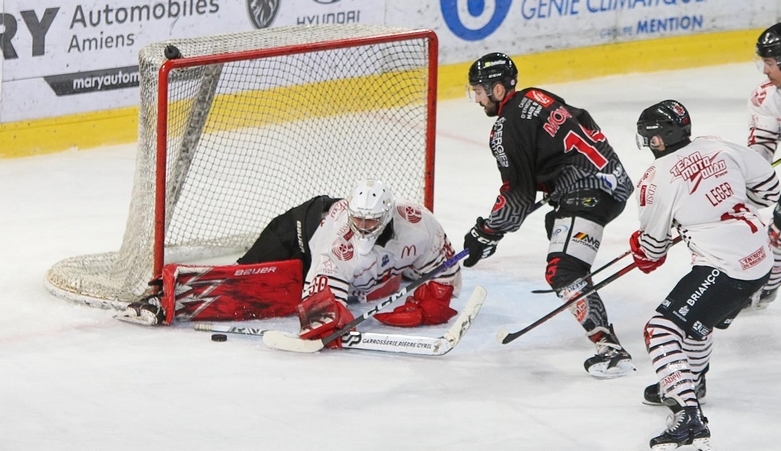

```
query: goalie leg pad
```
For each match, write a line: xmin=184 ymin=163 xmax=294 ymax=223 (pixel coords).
xmin=375 ymin=282 xmax=457 ymax=327
xmin=160 ymin=259 xmax=304 ymax=324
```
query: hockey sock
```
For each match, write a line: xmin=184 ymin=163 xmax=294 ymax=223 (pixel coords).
xmin=683 ymin=333 xmax=712 ymax=386
xmin=766 ymin=242 xmax=781 ymax=292
xmin=644 ymin=315 xmax=699 ymax=408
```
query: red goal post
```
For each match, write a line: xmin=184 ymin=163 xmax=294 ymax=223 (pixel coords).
xmin=46 ymin=25 xmax=439 ymax=309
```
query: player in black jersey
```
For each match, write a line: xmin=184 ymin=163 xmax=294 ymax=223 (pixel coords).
xmin=462 ymin=52 xmax=635 ymax=378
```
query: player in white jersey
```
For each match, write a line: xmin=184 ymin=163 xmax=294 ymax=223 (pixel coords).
xmin=746 ymin=23 xmax=781 ymax=308
xmin=632 ymin=100 xmax=779 ymax=451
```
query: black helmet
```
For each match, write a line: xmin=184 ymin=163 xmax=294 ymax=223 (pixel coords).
xmin=468 ymin=52 xmax=517 ymax=91
xmin=757 ymin=23 xmax=781 ymax=59
xmin=636 ymin=100 xmax=691 ymax=149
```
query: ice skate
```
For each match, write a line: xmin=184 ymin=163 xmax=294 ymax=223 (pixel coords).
xmin=584 ymin=325 xmax=635 ymax=378
xmin=650 ymin=402 xmax=711 ymax=450
xmin=744 ymin=287 xmax=777 ymax=310
xmin=115 ymin=294 xmax=165 ymax=326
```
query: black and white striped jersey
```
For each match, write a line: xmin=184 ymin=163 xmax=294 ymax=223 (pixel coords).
xmin=636 ymin=136 xmax=780 ymax=281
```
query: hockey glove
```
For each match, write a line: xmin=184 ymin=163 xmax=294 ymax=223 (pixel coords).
xmin=375 ymin=282 xmax=457 ymax=327
xmin=463 ymin=217 xmax=504 ymax=268
xmin=298 ymin=287 xmax=355 ymax=349
xmin=767 ymin=204 xmax=781 ymax=250
xmin=769 ymin=224 xmax=781 ymax=250
xmin=629 ymin=230 xmax=666 ymax=274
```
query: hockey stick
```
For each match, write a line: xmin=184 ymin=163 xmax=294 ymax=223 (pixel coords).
xmin=497 ymin=235 xmax=682 ymax=345
xmin=196 ymin=285 xmax=486 ymax=356
xmin=261 ymin=249 xmax=470 ymax=353
xmin=530 ymin=250 xmax=631 ymax=294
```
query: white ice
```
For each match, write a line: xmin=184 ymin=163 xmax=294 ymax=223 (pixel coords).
xmin=1 ymin=63 xmax=779 ymax=451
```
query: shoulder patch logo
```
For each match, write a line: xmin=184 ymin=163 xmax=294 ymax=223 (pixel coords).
xmin=331 ymin=225 xmax=355 ymax=261
xmin=751 ymin=86 xmax=767 ymax=107
xmin=397 ymin=205 xmax=422 ymax=223
xmin=331 ymin=240 xmax=354 ymax=261
xmin=525 ymin=89 xmax=554 ymax=107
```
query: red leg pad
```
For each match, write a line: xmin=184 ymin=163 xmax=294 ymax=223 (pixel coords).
xmin=159 ymin=259 xmax=303 ymax=324
xmin=375 ymin=281 xmax=457 ymax=327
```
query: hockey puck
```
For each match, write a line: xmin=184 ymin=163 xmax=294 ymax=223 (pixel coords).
xmin=211 ymin=333 xmax=227 ymax=342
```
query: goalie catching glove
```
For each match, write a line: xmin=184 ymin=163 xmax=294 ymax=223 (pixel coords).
xmin=374 ymin=281 xmax=457 ymax=327
xmin=463 ymin=217 xmax=503 ymax=267
xmin=297 ymin=286 xmax=355 ymax=349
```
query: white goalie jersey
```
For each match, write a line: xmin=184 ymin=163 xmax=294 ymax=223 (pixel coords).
xmin=748 ymin=80 xmax=781 ymax=162
xmin=635 ymin=136 xmax=780 ymax=281
xmin=303 ymin=199 xmax=462 ymax=304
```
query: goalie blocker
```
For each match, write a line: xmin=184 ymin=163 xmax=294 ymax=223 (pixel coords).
xmin=119 ymin=260 xmax=304 ymax=325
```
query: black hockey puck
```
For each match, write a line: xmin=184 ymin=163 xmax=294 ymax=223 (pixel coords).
xmin=164 ymin=44 xmax=182 ymax=60
xmin=211 ymin=333 xmax=227 ymax=342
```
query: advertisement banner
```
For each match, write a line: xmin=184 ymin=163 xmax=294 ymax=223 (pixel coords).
xmin=2 ymin=0 xmax=779 ymax=124
xmin=390 ymin=0 xmax=779 ymax=64
xmin=0 ymin=0 xmax=385 ymax=123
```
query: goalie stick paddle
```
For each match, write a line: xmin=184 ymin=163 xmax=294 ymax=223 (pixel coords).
xmin=497 ymin=236 xmax=682 ymax=345
xmin=261 ymin=248 xmax=470 ymax=353
xmin=195 ymin=285 xmax=486 ymax=356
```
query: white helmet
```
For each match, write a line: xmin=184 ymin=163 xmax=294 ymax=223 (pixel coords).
xmin=347 ymin=179 xmax=395 ymax=255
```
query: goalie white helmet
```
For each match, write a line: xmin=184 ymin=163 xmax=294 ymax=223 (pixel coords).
xmin=348 ymin=180 xmax=395 ymax=255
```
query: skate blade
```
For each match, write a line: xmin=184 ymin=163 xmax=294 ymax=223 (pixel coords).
xmin=692 ymin=437 xmax=712 ymax=451
xmin=642 ymin=399 xmax=665 ymax=407
xmin=650 ymin=444 xmax=681 ymax=451
xmin=114 ymin=313 xmax=158 ymax=326
xmin=651 ymin=437 xmax=712 ymax=451
xmin=587 ymin=359 xmax=636 ymax=379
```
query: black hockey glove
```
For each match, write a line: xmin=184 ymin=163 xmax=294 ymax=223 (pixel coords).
xmin=463 ymin=217 xmax=504 ymax=268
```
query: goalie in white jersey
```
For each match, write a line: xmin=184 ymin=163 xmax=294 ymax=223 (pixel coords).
xmin=746 ymin=22 xmax=781 ymax=308
xmin=121 ymin=180 xmax=462 ymax=341
xmin=284 ymin=180 xmax=463 ymax=344
xmin=632 ymin=100 xmax=780 ymax=451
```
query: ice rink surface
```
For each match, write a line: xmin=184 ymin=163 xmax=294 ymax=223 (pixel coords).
xmin=1 ymin=63 xmax=779 ymax=450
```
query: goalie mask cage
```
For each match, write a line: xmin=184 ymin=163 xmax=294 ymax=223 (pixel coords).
xmin=45 ymin=25 xmax=438 ymax=309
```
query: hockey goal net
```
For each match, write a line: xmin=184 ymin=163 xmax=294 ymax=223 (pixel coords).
xmin=46 ymin=25 xmax=438 ymax=309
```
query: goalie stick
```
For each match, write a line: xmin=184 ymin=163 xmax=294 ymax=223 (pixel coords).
xmin=261 ymin=195 xmax=549 ymax=353
xmin=261 ymin=249 xmax=469 ymax=353
xmin=497 ymin=236 xmax=683 ymax=345
xmin=195 ymin=285 xmax=486 ymax=356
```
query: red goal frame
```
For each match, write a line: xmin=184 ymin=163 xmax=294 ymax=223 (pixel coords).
xmin=153 ymin=30 xmax=439 ymax=281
